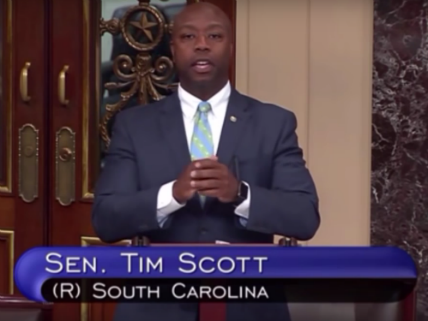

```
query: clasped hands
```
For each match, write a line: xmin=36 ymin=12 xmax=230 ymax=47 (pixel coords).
xmin=172 ymin=156 xmax=239 ymax=204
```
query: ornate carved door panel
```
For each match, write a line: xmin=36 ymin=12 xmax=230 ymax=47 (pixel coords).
xmin=0 ymin=0 xmax=48 ymax=295
xmin=48 ymin=0 xmax=236 ymax=320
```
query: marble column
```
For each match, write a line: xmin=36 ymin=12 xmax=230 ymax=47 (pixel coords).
xmin=371 ymin=1 xmax=428 ymax=320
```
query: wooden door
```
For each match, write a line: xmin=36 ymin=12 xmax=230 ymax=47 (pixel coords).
xmin=0 ymin=0 xmax=48 ymax=295
xmin=48 ymin=0 xmax=236 ymax=320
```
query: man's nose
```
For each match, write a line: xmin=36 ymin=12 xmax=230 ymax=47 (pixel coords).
xmin=194 ymin=35 xmax=210 ymax=51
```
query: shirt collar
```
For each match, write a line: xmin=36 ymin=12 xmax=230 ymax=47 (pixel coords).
xmin=178 ymin=81 xmax=231 ymax=119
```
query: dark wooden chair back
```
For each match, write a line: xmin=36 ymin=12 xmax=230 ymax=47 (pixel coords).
xmin=0 ymin=295 xmax=52 ymax=321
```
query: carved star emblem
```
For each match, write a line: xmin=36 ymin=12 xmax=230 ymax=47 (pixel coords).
xmin=130 ymin=12 xmax=158 ymax=42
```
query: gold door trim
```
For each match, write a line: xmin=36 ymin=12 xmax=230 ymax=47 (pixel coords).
xmin=18 ymin=124 xmax=39 ymax=203
xmin=0 ymin=229 xmax=14 ymax=294
xmin=81 ymin=0 xmax=92 ymax=199
xmin=19 ymin=62 xmax=31 ymax=102
xmin=0 ymin=0 xmax=13 ymax=193
xmin=55 ymin=127 xmax=76 ymax=206
xmin=58 ymin=65 xmax=70 ymax=105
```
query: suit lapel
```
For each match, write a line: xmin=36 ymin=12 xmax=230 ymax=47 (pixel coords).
xmin=216 ymin=89 xmax=252 ymax=169
xmin=158 ymin=93 xmax=191 ymax=177
xmin=205 ymin=89 xmax=252 ymax=209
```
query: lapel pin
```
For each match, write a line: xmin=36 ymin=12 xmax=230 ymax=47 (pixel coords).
xmin=230 ymin=116 xmax=237 ymax=122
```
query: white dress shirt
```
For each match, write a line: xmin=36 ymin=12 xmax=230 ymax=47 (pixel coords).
xmin=156 ymin=81 xmax=251 ymax=226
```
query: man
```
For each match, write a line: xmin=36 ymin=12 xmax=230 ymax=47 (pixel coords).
xmin=92 ymin=3 xmax=320 ymax=321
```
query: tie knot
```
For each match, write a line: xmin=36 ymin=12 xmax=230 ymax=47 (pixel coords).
xmin=198 ymin=102 xmax=211 ymax=113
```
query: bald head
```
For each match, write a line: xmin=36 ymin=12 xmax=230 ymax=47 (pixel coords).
xmin=172 ymin=2 xmax=232 ymax=38
xmin=169 ymin=2 xmax=233 ymax=101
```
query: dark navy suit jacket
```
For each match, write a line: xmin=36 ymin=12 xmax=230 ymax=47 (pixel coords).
xmin=92 ymin=88 xmax=320 ymax=321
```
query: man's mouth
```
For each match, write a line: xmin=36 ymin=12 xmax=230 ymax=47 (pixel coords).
xmin=191 ymin=60 xmax=213 ymax=73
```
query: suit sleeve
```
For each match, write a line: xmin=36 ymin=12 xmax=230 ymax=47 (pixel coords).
xmin=245 ymin=112 xmax=320 ymax=240
xmin=91 ymin=113 xmax=161 ymax=243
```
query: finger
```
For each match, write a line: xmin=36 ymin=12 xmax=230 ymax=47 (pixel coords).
xmin=193 ymin=155 xmax=217 ymax=161
xmin=190 ymin=169 xmax=222 ymax=179
xmin=198 ymin=189 xmax=220 ymax=197
xmin=193 ymin=158 xmax=221 ymax=169
xmin=191 ymin=179 xmax=220 ymax=190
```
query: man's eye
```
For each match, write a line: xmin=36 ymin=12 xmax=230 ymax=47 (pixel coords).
xmin=209 ymin=34 xmax=222 ymax=39
xmin=181 ymin=34 xmax=195 ymax=39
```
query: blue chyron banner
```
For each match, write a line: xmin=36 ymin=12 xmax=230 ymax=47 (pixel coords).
xmin=14 ymin=246 xmax=417 ymax=303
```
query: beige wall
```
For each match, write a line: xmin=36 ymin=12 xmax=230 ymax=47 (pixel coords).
xmin=235 ymin=0 xmax=373 ymax=245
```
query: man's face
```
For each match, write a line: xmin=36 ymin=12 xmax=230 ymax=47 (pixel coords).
xmin=171 ymin=7 xmax=232 ymax=85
